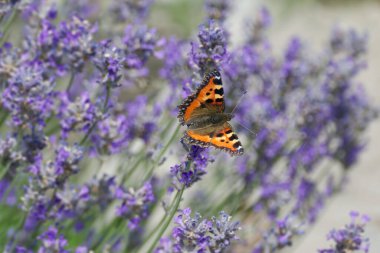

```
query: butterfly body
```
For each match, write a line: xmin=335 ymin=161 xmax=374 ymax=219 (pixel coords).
xmin=187 ymin=113 xmax=232 ymax=130
xmin=177 ymin=70 xmax=244 ymax=156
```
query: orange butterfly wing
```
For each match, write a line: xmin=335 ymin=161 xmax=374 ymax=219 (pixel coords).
xmin=184 ymin=123 xmax=244 ymax=156
xmin=178 ymin=70 xmax=225 ymax=126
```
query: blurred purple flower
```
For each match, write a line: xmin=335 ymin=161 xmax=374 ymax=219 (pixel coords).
xmin=319 ymin=211 xmax=370 ymax=253
xmin=205 ymin=0 xmax=230 ymax=23
xmin=248 ymin=6 xmax=271 ymax=44
xmin=110 ymin=0 xmax=154 ymax=23
xmin=37 ymin=226 xmax=68 ymax=253
xmin=190 ymin=19 xmax=228 ymax=75
xmin=170 ymin=146 xmax=213 ymax=188
xmin=58 ymin=92 xmax=102 ymax=138
xmin=253 ymin=216 xmax=303 ymax=253
xmin=0 ymin=1 xmax=14 ymax=15
xmin=81 ymin=174 xmax=116 ymax=209
xmin=54 ymin=143 xmax=83 ymax=176
xmin=0 ymin=135 xmax=24 ymax=169
xmin=92 ymin=40 xmax=125 ymax=88
xmin=159 ymin=37 xmax=191 ymax=109
xmin=91 ymin=115 xmax=130 ymax=154
xmin=122 ymin=25 xmax=164 ymax=83
xmin=27 ymin=16 xmax=96 ymax=75
xmin=115 ymin=181 xmax=155 ymax=230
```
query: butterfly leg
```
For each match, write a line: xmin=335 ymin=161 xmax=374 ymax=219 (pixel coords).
xmin=180 ymin=137 xmax=190 ymax=152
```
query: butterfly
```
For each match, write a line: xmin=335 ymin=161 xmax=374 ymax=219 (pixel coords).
xmin=177 ymin=70 xmax=244 ymax=156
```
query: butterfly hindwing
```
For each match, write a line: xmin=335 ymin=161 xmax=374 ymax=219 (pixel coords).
xmin=178 ymin=70 xmax=225 ymax=125
xmin=184 ymin=123 xmax=244 ymax=156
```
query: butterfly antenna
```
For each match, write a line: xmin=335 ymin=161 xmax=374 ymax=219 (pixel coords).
xmin=230 ymin=89 xmax=247 ymax=115
xmin=237 ymin=121 xmax=258 ymax=137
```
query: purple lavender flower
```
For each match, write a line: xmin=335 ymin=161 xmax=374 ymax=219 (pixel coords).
xmin=154 ymin=237 xmax=177 ymax=253
xmin=64 ymin=0 xmax=99 ymax=19
xmin=248 ymin=6 xmax=271 ymax=44
xmin=58 ymin=92 xmax=102 ymax=138
xmin=75 ymin=246 xmax=89 ymax=253
xmin=0 ymin=135 xmax=24 ymax=169
xmin=330 ymin=27 xmax=367 ymax=58
xmin=115 ymin=181 xmax=155 ymax=230
xmin=110 ymin=0 xmax=154 ymax=23
xmin=122 ymin=25 xmax=164 ymax=82
xmin=21 ymin=144 xmax=83 ymax=214
xmin=54 ymin=143 xmax=83 ymax=176
xmin=103 ymin=95 xmax=158 ymax=145
xmin=57 ymin=16 xmax=96 ymax=72
xmin=21 ymin=132 xmax=47 ymax=164
xmin=319 ymin=212 xmax=370 ymax=253
xmin=54 ymin=184 xmax=95 ymax=222
xmin=155 ymin=208 xmax=240 ymax=253
xmin=90 ymin=94 xmax=157 ymax=151
xmin=253 ymin=216 xmax=303 ymax=253
xmin=159 ymin=37 xmax=191 ymax=110
xmin=2 ymin=61 xmax=55 ymax=127
xmin=205 ymin=0 xmax=230 ymax=23
xmin=0 ymin=2 xmax=12 ymax=15
xmin=92 ymin=40 xmax=125 ymax=88
xmin=81 ymin=174 xmax=116 ymax=209
xmin=190 ymin=19 xmax=228 ymax=75
xmin=91 ymin=114 xmax=130 ymax=154
xmin=254 ymin=176 xmax=291 ymax=219
xmin=15 ymin=246 xmax=32 ymax=253
xmin=170 ymin=146 xmax=212 ymax=188
xmin=25 ymin=15 xmax=96 ymax=75
xmin=0 ymin=43 xmax=24 ymax=80
xmin=37 ymin=226 xmax=68 ymax=253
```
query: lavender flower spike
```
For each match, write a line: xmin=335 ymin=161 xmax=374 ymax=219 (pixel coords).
xmin=319 ymin=211 xmax=371 ymax=253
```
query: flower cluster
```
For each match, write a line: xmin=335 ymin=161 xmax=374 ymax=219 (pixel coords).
xmin=115 ymin=181 xmax=155 ymax=230
xmin=253 ymin=216 xmax=304 ymax=252
xmin=190 ymin=19 xmax=228 ymax=76
xmin=155 ymin=208 xmax=240 ymax=253
xmin=319 ymin=212 xmax=370 ymax=253
xmin=2 ymin=61 xmax=55 ymax=128
xmin=170 ymin=146 xmax=212 ymax=189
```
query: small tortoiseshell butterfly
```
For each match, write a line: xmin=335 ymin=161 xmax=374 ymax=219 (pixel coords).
xmin=178 ymin=70 xmax=244 ymax=156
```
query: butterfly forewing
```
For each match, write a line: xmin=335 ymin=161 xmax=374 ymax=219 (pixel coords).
xmin=178 ymin=70 xmax=225 ymax=125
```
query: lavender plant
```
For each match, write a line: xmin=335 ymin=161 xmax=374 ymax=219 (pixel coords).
xmin=0 ymin=1 xmax=377 ymax=253
xmin=319 ymin=211 xmax=370 ymax=253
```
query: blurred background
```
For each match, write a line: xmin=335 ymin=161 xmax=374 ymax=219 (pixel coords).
xmin=233 ymin=1 xmax=380 ymax=252
xmin=152 ymin=0 xmax=380 ymax=251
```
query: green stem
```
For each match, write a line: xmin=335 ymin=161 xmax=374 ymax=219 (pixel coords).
xmin=146 ymin=185 xmax=185 ymax=253
xmin=79 ymin=122 xmax=97 ymax=145
xmin=142 ymin=124 xmax=180 ymax=181
xmin=44 ymin=113 xmax=64 ymax=136
xmin=92 ymin=217 xmax=124 ymax=250
xmin=0 ymin=163 xmax=10 ymax=181
xmin=6 ymin=211 xmax=28 ymax=252
xmin=121 ymin=154 xmax=146 ymax=184
xmin=79 ymin=86 xmax=111 ymax=145
xmin=142 ymin=188 xmax=180 ymax=245
xmin=66 ymin=72 xmax=76 ymax=93
xmin=0 ymin=111 xmax=9 ymax=128
xmin=0 ymin=9 xmax=18 ymax=46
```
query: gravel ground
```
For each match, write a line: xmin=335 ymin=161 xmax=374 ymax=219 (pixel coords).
xmin=230 ymin=1 xmax=380 ymax=251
